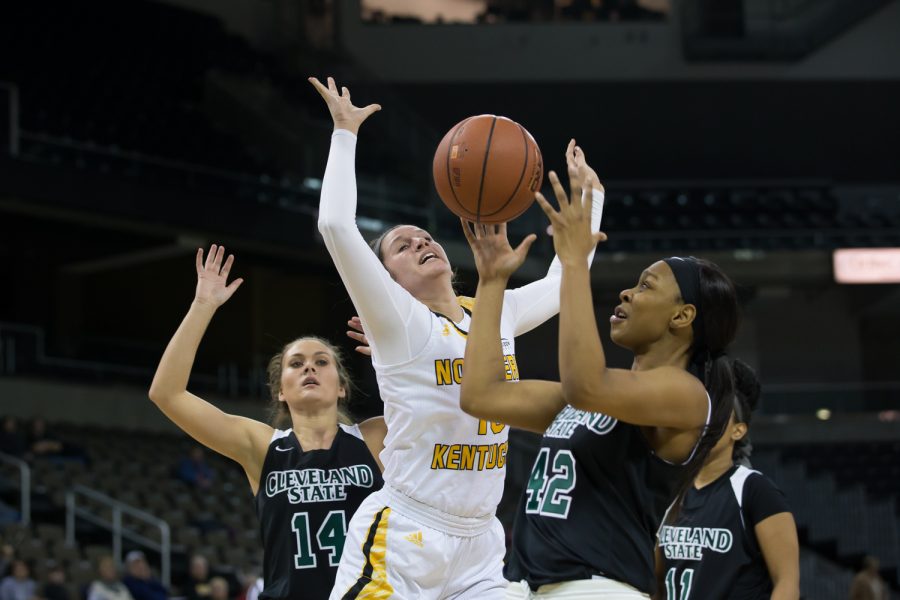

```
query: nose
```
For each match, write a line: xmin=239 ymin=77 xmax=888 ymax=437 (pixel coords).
xmin=619 ymin=288 xmax=632 ymax=303
xmin=414 ymin=236 xmax=429 ymax=250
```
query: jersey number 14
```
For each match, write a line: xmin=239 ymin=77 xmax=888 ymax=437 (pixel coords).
xmin=291 ymin=511 xmax=347 ymax=569
xmin=525 ymin=448 xmax=577 ymax=519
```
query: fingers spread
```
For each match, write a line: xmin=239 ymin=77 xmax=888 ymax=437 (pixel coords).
xmin=534 ymin=192 xmax=560 ymax=222
xmin=204 ymin=244 xmax=218 ymax=270
xmin=195 ymin=248 xmax=204 ymax=273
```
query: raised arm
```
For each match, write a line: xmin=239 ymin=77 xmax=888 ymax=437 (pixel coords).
xmin=310 ymin=76 xmax=432 ymax=365
xmin=535 ymin=169 xmax=708 ymax=430
xmin=505 ymin=140 xmax=605 ymax=336
xmin=458 ymin=221 xmax=567 ymax=433
xmin=148 ymin=245 xmax=273 ymax=493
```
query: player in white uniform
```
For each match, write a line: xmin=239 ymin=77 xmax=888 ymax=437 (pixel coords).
xmin=309 ymin=76 xmax=604 ymax=600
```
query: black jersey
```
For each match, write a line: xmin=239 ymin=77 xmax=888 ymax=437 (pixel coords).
xmin=254 ymin=424 xmax=383 ymax=600
xmin=505 ymin=406 xmax=694 ymax=594
xmin=658 ymin=465 xmax=790 ymax=600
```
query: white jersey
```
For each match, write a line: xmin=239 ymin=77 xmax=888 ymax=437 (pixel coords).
xmin=376 ymin=296 xmax=518 ymax=518
xmin=317 ymin=129 xmax=603 ymax=521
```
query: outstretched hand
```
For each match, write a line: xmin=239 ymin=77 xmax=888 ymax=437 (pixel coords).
xmin=308 ymin=76 xmax=381 ymax=136
xmin=194 ymin=244 xmax=243 ymax=308
xmin=346 ymin=316 xmax=372 ymax=357
xmin=460 ymin=220 xmax=536 ymax=283
xmin=565 ymin=139 xmax=604 ymax=193
xmin=535 ymin=168 xmax=607 ymax=266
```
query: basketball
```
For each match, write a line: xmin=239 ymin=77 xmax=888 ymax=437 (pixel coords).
xmin=432 ymin=115 xmax=543 ymax=224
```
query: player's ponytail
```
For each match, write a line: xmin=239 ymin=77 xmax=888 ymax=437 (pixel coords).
xmin=663 ymin=258 xmax=740 ymax=524
xmin=731 ymin=358 xmax=760 ymax=465
xmin=266 ymin=337 xmax=354 ymax=428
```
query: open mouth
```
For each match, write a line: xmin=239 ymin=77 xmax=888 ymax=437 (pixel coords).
xmin=419 ymin=252 xmax=438 ymax=265
xmin=302 ymin=376 xmax=319 ymax=387
xmin=610 ymin=306 xmax=628 ymax=323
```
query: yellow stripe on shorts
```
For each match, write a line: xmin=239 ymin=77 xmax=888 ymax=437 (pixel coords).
xmin=341 ymin=507 xmax=393 ymax=599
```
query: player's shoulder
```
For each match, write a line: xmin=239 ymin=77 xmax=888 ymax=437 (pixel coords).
xmin=729 ymin=465 xmax=782 ymax=503
xmin=339 ymin=422 xmax=364 ymax=441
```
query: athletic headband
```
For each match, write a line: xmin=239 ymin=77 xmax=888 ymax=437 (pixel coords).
xmin=663 ymin=256 xmax=710 ymax=366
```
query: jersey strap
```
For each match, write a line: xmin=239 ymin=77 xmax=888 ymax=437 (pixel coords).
xmin=729 ymin=465 xmax=760 ymax=531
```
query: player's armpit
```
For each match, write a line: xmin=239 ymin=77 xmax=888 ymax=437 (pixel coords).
xmin=358 ymin=416 xmax=387 ymax=472
xmin=755 ymin=512 xmax=800 ymax=600
xmin=460 ymin=379 xmax=565 ymax=434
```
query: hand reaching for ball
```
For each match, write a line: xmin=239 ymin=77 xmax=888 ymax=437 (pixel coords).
xmin=309 ymin=76 xmax=381 ymax=136
xmin=566 ymin=139 xmax=604 ymax=193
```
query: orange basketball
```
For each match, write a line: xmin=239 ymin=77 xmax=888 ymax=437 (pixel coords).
xmin=433 ymin=115 xmax=543 ymax=224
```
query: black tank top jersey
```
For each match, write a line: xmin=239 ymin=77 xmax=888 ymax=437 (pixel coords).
xmin=505 ymin=406 xmax=695 ymax=594
xmin=254 ymin=424 xmax=383 ymax=600
xmin=658 ymin=465 xmax=791 ymax=600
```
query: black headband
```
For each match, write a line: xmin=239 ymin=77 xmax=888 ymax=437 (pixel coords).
xmin=663 ymin=256 xmax=707 ymax=355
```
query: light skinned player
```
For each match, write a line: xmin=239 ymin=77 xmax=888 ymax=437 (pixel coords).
xmin=149 ymin=245 xmax=386 ymax=600
xmin=310 ymin=75 xmax=603 ymax=600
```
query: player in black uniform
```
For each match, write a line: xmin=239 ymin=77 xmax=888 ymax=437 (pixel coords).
xmin=655 ymin=360 xmax=799 ymax=600
xmin=458 ymin=162 xmax=740 ymax=598
xmin=149 ymin=245 xmax=385 ymax=600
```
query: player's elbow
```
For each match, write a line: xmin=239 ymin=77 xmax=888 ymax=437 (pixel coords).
xmin=316 ymin=212 xmax=353 ymax=238
xmin=459 ymin=385 xmax=480 ymax=416
xmin=148 ymin=380 xmax=174 ymax=407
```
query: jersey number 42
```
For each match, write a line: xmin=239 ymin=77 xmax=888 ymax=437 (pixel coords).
xmin=524 ymin=448 xmax=577 ymax=519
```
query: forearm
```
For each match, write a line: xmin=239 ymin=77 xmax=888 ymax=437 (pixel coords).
xmin=317 ymin=130 xmax=428 ymax=364
xmin=559 ymin=262 xmax=607 ymax=402
xmin=770 ymin=580 xmax=800 ymax=600
xmin=460 ymin=278 xmax=509 ymax=412
xmin=149 ymin=301 xmax=215 ymax=403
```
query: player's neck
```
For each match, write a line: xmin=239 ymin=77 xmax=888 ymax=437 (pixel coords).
xmin=631 ymin=337 xmax=692 ymax=372
xmin=422 ymin=290 xmax=464 ymax=322
xmin=694 ymin=451 xmax=734 ymax=489
xmin=292 ymin=413 xmax=340 ymax=451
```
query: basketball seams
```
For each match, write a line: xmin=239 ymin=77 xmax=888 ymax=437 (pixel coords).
xmin=475 ymin=116 xmax=498 ymax=223
xmin=443 ymin=117 xmax=479 ymax=220
xmin=434 ymin=114 xmax=541 ymax=224
xmin=480 ymin=121 xmax=531 ymax=219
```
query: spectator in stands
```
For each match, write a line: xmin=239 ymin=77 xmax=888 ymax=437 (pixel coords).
xmin=40 ymin=564 xmax=70 ymax=600
xmin=850 ymin=555 xmax=888 ymax=600
xmin=207 ymin=578 xmax=228 ymax=600
xmin=27 ymin=418 xmax=63 ymax=456
xmin=175 ymin=447 xmax=214 ymax=490
xmin=122 ymin=552 xmax=167 ymax=600
xmin=184 ymin=555 xmax=210 ymax=600
xmin=235 ymin=567 xmax=261 ymax=600
xmin=0 ymin=545 xmax=13 ymax=579
xmin=0 ymin=559 xmax=36 ymax=600
xmin=87 ymin=556 xmax=133 ymax=600
xmin=0 ymin=417 xmax=27 ymax=457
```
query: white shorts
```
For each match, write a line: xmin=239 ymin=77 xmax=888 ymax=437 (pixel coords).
xmin=504 ymin=578 xmax=649 ymax=599
xmin=330 ymin=487 xmax=507 ymax=600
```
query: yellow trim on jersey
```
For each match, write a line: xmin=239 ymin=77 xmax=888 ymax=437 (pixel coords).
xmin=343 ymin=507 xmax=393 ymax=599
xmin=457 ymin=295 xmax=476 ymax=312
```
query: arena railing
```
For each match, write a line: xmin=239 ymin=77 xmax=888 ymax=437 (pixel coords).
xmin=65 ymin=485 xmax=171 ymax=587
xmin=0 ymin=452 xmax=30 ymax=525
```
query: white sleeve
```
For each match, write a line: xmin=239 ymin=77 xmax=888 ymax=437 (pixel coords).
xmin=317 ymin=129 xmax=432 ymax=365
xmin=504 ymin=188 xmax=605 ymax=336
